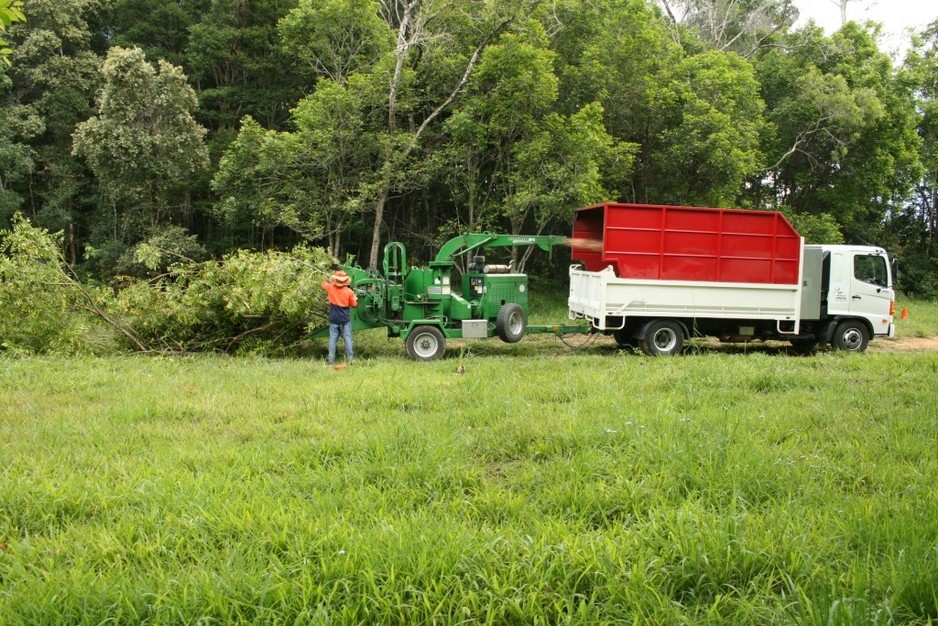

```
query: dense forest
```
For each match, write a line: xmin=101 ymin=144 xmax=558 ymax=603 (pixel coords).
xmin=1 ymin=0 xmax=937 ymax=296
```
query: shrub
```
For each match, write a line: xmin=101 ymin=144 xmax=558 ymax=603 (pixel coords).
xmin=0 ymin=215 xmax=107 ymax=354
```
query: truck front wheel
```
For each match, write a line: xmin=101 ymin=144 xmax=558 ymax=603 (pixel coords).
xmin=831 ymin=320 xmax=870 ymax=352
xmin=639 ymin=320 xmax=684 ymax=356
xmin=406 ymin=326 xmax=446 ymax=361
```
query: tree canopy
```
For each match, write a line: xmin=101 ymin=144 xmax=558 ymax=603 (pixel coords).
xmin=0 ymin=0 xmax=936 ymax=296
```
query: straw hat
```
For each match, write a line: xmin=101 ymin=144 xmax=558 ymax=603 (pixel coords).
xmin=330 ymin=270 xmax=351 ymax=286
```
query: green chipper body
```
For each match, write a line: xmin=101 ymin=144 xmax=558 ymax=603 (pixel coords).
xmin=313 ymin=234 xmax=572 ymax=360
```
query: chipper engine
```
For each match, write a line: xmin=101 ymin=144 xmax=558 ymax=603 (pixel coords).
xmin=314 ymin=234 xmax=568 ymax=360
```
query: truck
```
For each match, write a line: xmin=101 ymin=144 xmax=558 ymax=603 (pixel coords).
xmin=567 ymin=202 xmax=896 ymax=355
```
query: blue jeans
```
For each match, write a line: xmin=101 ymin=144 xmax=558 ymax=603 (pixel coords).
xmin=328 ymin=322 xmax=353 ymax=364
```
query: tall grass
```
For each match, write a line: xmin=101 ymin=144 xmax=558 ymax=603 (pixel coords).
xmin=1 ymin=349 xmax=936 ymax=624
xmin=893 ymin=298 xmax=938 ymax=339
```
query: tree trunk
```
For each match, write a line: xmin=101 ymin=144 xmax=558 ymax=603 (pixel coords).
xmin=369 ymin=187 xmax=390 ymax=268
xmin=829 ymin=0 xmax=849 ymax=26
xmin=366 ymin=7 xmax=514 ymax=268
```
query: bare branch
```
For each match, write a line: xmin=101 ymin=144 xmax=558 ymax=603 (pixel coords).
xmin=58 ymin=261 xmax=149 ymax=352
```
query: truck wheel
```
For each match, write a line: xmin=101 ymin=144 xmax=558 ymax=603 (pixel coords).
xmin=639 ymin=320 xmax=684 ymax=356
xmin=831 ymin=320 xmax=869 ymax=352
xmin=406 ymin=326 xmax=446 ymax=361
xmin=496 ymin=303 xmax=526 ymax=343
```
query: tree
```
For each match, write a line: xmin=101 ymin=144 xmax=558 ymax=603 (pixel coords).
xmin=0 ymin=77 xmax=43 ymax=222
xmin=275 ymin=0 xmax=537 ymax=268
xmin=656 ymin=0 xmax=799 ymax=57
xmin=751 ymin=23 xmax=921 ymax=241
xmin=542 ymin=0 xmax=679 ymax=202
xmin=107 ymin=0 xmax=205 ymax=67
xmin=442 ymin=25 xmax=616 ymax=262
xmin=279 ymin=0 xmax=389 ymax=84
xmin=645 ymin=50 xmax=767 ymax=206
xmin=211 ymin=116 xmax=290 ymax=250
xmin=72 ymin=47 xmax=208 ymax=266
xmin=184 ymin=0 xmax=304 ymax=133
xmin=0 ymin=0 xmax=105 ymax=263
xmin=888 ymin=20 xmax=938 ymax=296
xmin=829 ymin=0 xmax=848 ymax=27
xmin=213 ymin=79 xmax=379 ymax=257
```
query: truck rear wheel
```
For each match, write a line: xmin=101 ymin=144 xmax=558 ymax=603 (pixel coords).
xmin=639 ymin=320 xmax=684 ymax=356
xmin=831 ymin=320 xmax=869 ymax=352
xmin=406 ymin=326 xmax=446 ymax=361
xmin=495 ymin=303 xmax=526 ymax=343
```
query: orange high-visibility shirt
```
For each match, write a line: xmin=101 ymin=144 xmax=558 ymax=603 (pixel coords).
xmin=321 ymin=282 xmax=358 ymax=324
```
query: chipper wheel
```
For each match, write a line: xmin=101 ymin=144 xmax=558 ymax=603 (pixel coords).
xmin=495 ymin=303 xmax=527 ymax=343
xmin=406 ymin=326 xmax=446 ymax=361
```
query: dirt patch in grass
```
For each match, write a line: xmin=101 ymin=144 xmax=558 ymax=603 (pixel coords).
xmin=873 ymin=335 xmax=938 ymax=352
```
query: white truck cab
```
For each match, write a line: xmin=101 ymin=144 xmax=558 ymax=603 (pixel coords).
xmin=804 ymin=245 xmax=896 ymax=344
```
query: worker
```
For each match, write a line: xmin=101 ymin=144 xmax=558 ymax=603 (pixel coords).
xmin=321 ymin=269 xmax=358 ymax=365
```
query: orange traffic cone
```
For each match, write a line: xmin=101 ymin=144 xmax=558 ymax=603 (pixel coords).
xmin=900 ymin=307 xmax=908 ymax=320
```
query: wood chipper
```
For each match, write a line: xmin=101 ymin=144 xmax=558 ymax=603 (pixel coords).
xmin=312 ymin=233 xmax=573 ymax=360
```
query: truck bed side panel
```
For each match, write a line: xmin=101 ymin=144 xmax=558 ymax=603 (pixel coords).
xmin=569 ymin=267 xmax=801 ymax=330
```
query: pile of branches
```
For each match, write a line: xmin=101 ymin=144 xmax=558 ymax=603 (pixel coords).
xmin=1 ymin=215 xmax=335 ymax=355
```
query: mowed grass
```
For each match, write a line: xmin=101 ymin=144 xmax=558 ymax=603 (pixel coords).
xmin=2 ymin=344 xmax=937 ymax=625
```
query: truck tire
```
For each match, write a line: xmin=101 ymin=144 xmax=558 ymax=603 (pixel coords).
xmin=495 ymin=303 xmax=526 ymax=343
xmin=639 ymin=320 xmax=684 ymax=356
xmin=831 ymin=320 xmax=870 ymax=352
xmin=406 ymin=326 xmax=446 ymax=361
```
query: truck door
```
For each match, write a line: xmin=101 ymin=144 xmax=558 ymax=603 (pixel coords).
xmin=849 ymin=251 xmax=893 ymax=335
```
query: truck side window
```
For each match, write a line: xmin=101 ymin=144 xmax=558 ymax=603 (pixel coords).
xmin=854 ymin=254 xmax=888 ymax=287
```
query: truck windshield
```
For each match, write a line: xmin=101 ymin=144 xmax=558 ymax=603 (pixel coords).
xmin=854 ymin=254 xmax=889 ymax=287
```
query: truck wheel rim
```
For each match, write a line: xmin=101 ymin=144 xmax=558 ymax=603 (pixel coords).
xmin=842 ymin=328 xmax=863 ymax=350
xmin=414 ymin=333 xmax=439 ymax=357
xmin=654 ymin=329 xmax=677 ymax=352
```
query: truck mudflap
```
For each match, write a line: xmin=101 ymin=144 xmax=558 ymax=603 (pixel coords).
xmin=816 ymin=320 xmax=839 ymax=345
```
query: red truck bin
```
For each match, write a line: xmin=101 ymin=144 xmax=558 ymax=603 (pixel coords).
xmin=571 ymin=202 xmax=801 ymax=285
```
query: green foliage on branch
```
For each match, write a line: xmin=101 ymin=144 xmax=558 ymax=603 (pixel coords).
xmin=107 ymin=245 xmax=335 ymax=355
xmin=0 ymin=0 xmax=26 ymax=66
xmin=0 ymin=215 xmax=106 ymax=354
xmin=1 ymin=214 xmax=336 ymax=356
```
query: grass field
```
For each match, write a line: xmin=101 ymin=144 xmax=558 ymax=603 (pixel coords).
xmin=1 ymin=300 xmax=937 ymax=624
